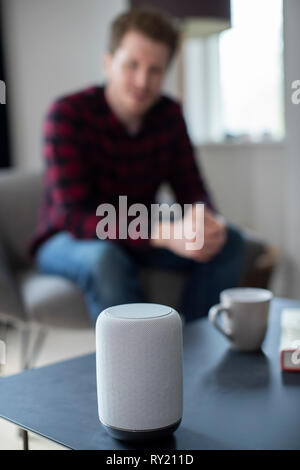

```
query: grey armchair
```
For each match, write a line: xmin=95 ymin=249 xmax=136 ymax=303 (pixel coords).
xmin=0 ymin=169 xmax=279 ymax=367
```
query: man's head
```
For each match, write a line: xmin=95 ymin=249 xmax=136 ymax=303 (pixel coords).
xmin=104 ymin=8 xmax=180 ymax=121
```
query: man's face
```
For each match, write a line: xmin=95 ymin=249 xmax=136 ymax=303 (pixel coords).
xmin=104 ymin=30 xmax=170 ymax=118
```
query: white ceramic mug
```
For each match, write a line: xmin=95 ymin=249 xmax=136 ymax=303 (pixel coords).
xmin=208 ymin=288 xmax=273 ymax=352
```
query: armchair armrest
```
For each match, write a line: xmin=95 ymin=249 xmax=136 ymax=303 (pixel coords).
xmin=239 ymin=229 xmax=280 ymax=289
xmin=0 ymin=238 xmax=26 ymax=325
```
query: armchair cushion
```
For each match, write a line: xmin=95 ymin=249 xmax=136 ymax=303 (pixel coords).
xmin=17 ymin=269 xmax=91 ymax=329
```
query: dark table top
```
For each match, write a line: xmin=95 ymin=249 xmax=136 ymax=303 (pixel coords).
xmin=0 ymin=297 xmax=300 ymax=450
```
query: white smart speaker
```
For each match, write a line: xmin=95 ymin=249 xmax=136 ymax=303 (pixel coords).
xmin=96 ymin=303 xmax=183 ymax=441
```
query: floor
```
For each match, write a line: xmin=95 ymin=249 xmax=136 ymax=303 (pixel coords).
xmin=0 ymin=323 xmax=96 ymax=450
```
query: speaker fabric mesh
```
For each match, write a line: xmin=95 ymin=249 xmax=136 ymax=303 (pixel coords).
xmin=96 ymin=305 xmax=183 ymax=431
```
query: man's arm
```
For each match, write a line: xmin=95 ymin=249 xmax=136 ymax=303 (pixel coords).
xmin=168 ymin=103 xmax=215 ymax=211
xmin=42 ymin=99 xmax=103 ymax=238
xmin=43 ymin=98 xmax=150 ymax=248
xmin=150 ymin=103 xmax=226 ymax=260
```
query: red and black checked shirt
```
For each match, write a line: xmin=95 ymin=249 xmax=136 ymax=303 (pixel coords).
xmin=29 ymin=85 xmax=214 ymax=256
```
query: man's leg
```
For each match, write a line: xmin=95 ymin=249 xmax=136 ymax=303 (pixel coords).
xmin=130 ymin=224 xmax=246 ymax=323
xmin=35 ymin=232 xmax=145 ymax=324
xmin=180 ymin=225 xmax=246 ymax=322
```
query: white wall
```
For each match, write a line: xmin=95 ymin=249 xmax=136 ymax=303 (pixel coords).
xmin=282 ymin=0 xmax=300 ymax=298
xmin=198 ymin=142 xmax=284 ymax=248
xmin=1 ymin=0 xmax=113 ymax=167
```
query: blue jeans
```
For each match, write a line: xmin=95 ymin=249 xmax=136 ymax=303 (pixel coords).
xmin=35 ymin=226 xmax=246 ymax=325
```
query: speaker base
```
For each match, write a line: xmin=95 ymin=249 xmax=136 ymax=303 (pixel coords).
xmin=102 ymin=419 xmax=182 ymax=442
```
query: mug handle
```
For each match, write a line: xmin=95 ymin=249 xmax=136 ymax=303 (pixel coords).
xmin=208 ymin=304 xmax=233 ymax=341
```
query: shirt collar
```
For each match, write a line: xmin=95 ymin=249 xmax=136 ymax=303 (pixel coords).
xmin=100 ymin=83 xmax=162 ymax=139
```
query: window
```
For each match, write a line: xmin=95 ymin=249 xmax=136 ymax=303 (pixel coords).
xmin=183 ymin=0 xmax=284 ymax=145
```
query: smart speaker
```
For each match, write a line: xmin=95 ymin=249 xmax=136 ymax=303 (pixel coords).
xmin=96 ymin=303 xmax=183 ymax=441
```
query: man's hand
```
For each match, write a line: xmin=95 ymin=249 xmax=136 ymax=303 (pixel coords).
xmin=187 ymin=205 xmax=227 ymax=262
xmin=150 ymin=205 xmax=227 ymax=262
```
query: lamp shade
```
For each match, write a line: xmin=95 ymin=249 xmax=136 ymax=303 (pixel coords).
xmin=129 ymin=0 xmax=231 ymax=37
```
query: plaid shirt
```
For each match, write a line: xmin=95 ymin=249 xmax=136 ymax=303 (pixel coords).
xmin=29 ymin=85 xmax=214 ymax=256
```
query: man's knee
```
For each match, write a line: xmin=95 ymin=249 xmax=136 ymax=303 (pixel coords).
xmin=225 ymin=225 xmax=246 ymax=253
xmin=81 ymin=241 xmax=137 ymax=290
xmin=214 ymin=225 xmax=246 ymax=265
xmin=215 ymin=226 xmax=247 ymax=291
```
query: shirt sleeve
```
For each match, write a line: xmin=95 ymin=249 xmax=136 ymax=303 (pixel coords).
xmin=168 ymin=103 xmax=216 ymax=212
xmin=42 ymin=99 xmax=150 ymax=249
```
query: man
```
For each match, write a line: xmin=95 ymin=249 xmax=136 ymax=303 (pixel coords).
xmin=30 ymin=8 xmax=245 ymax=324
